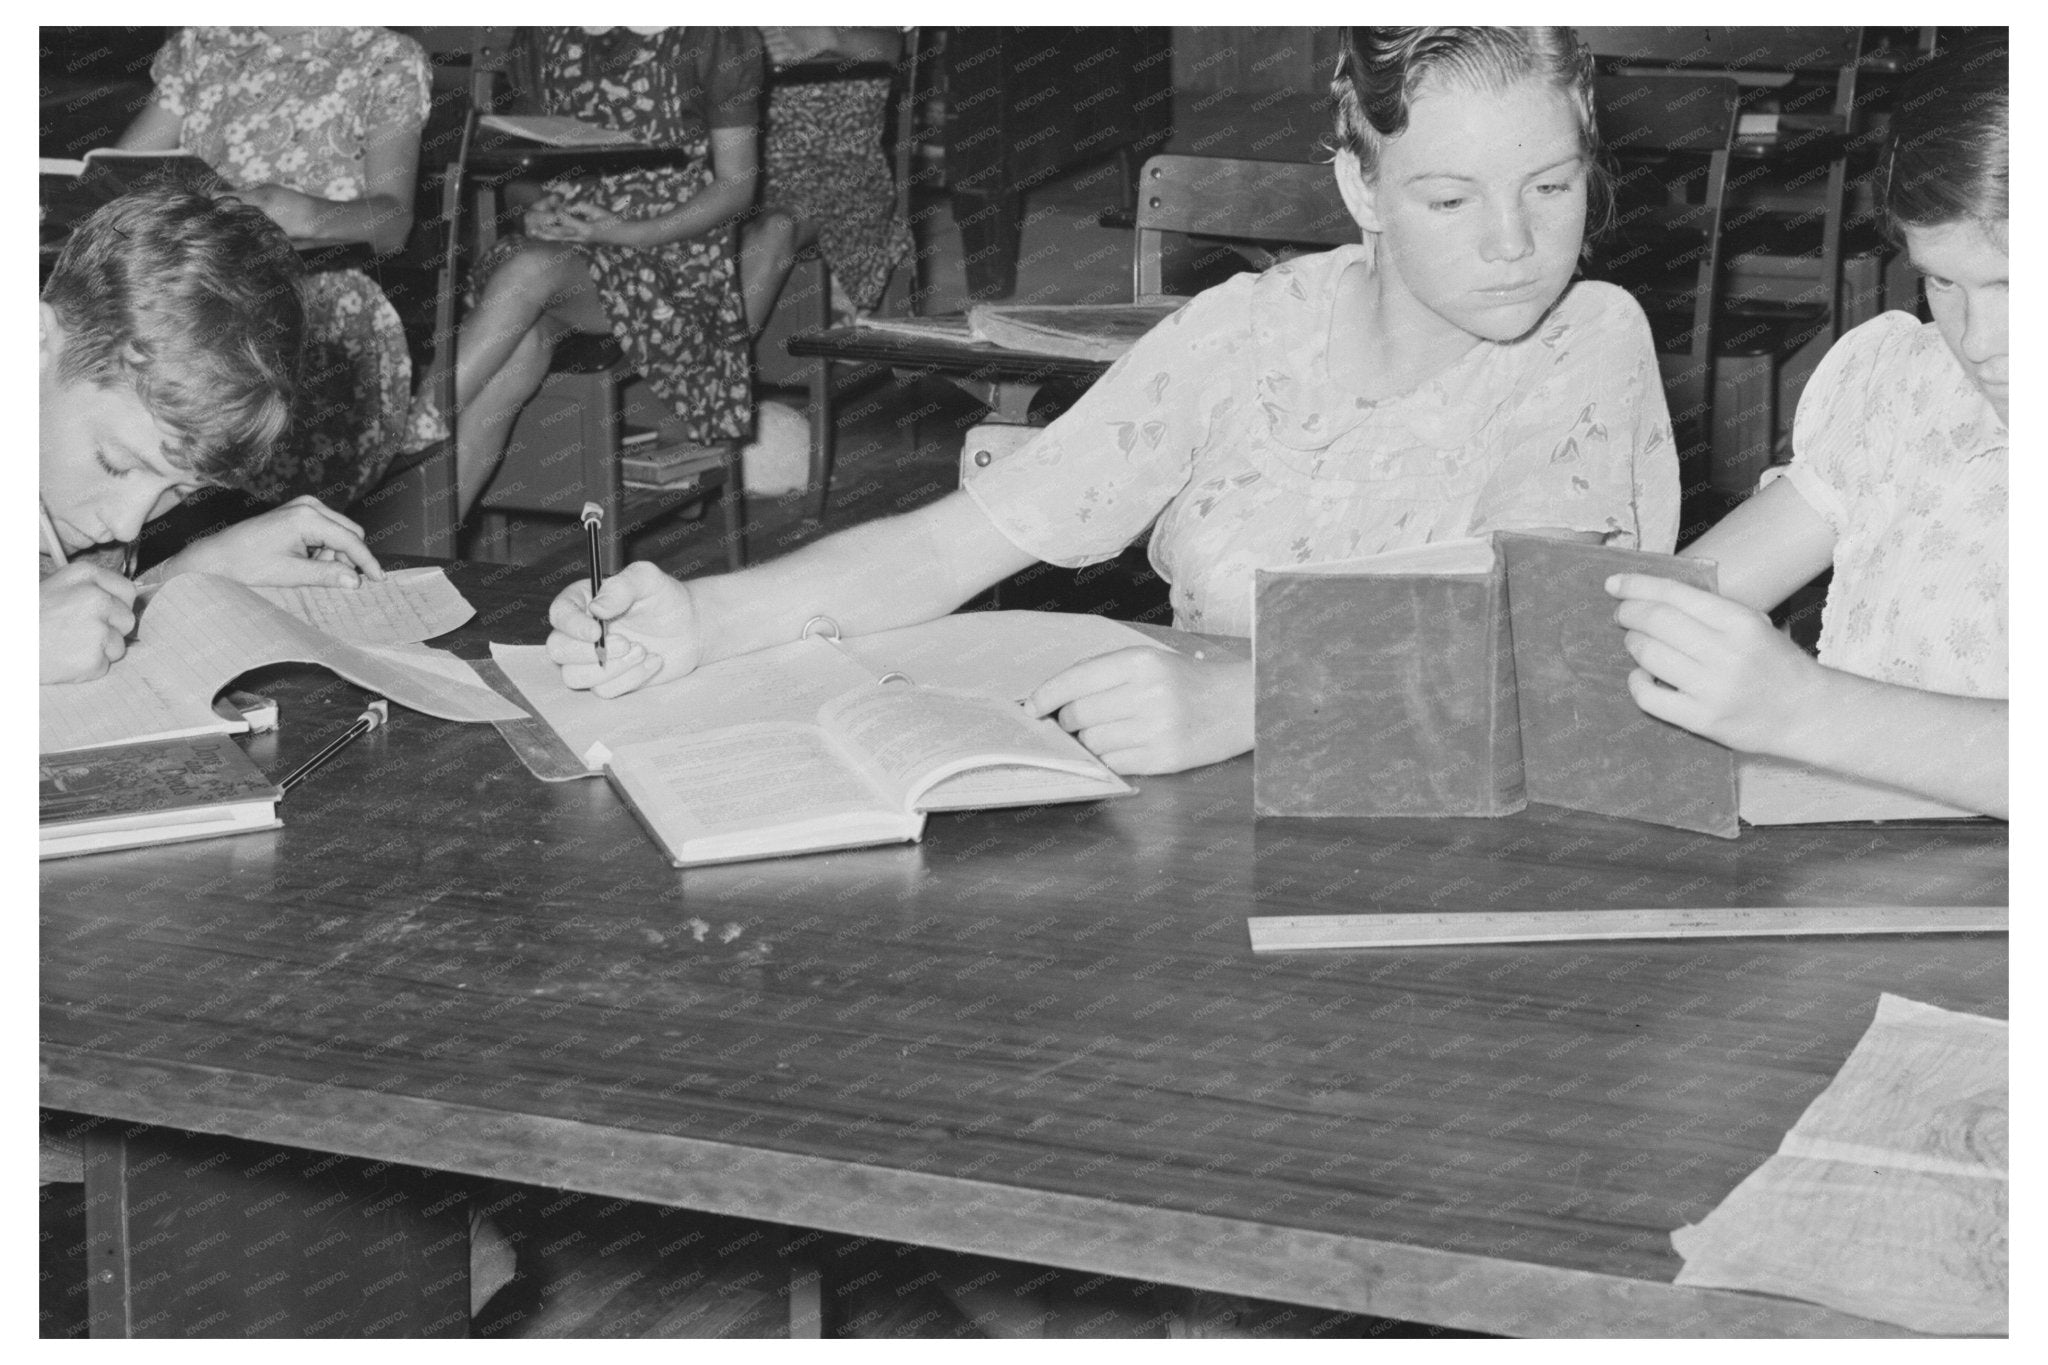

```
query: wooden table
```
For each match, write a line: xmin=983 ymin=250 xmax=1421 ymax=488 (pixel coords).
xmin=41 ymin=560 xmax=2007 ymax=1337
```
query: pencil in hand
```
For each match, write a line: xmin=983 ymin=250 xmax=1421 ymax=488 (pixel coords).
xmin=581 ymin=501 xmax=608 ymax=666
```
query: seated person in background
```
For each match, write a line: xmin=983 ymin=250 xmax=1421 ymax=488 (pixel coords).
xmin=443 ymin=26 xmax=764 ymax=520
xmin=40 ymin=184 xmax=383 ymax=688
xmin=1608 ymin=34 xmax=2007 ymax=818
xmin=549 ymin=26 xmax=1678 ymax=781
xmin=118 ymin=25 xmax=432 ymax=508
xmin=740 ymin=25 xmax=914 ymax=330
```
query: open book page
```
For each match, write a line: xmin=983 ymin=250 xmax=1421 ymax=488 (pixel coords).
xmin=604 ymin=723 xmax=916 ymax=864
xmin=252 ymin=567 xmax=473 ymax=645
xmin=839 ymin=611 xmax=1170 ymax=703
xmin=919 ymin=761 xmax=1131 ymax=810
xmin=1738 ymin=753 xmax=1980 ymax=824
xmin=821 ymin=685 xmax=1119 ymax=807
xmin=1672 ymin=994 xmax=2006 ymax=1334
xmin=490 ymin=638 xmax=878 ymax=767
xmin=41 ymin=574 xmax=522 ymax=753
xmin=965 ymin=303 xmax=1182 ymax=361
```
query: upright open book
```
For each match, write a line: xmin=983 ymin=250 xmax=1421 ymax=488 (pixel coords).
xmin=1254 ymin=534 xmax=1979 ymax=836
xmin=491 ymin=611 xmax=1165 ymax=866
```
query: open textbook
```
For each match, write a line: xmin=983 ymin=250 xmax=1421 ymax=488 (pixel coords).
xmin=39 ymin=568 xmax=523 ymax=753
xmin=490 ymin=611 xmax=1169 ymax=865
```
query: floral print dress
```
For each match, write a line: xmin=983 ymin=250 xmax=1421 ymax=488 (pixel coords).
xmin=1770 ymin=312 xmax=2007 ymax=699
xmin=964 ymin=247 xmax=1680 ymax=638
xmin=479 ymin=27 xmax=761 ymax=448
xmin=150 ymin=27 xmax=431 ymax=506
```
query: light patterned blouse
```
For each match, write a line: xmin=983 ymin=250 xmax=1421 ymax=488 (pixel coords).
xmin=964 ymin=247 xmax=1679 ymax=637
xmin=1773 ymin=312 xmax=2008 ymax=699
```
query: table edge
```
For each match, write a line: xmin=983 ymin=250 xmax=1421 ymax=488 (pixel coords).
xmin=42 ymin=1047 xmax=1920 ymax=1339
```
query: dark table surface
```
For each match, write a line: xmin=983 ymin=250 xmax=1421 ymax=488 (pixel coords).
xmin=40 ymin=560 xmax=2007 ymax=1338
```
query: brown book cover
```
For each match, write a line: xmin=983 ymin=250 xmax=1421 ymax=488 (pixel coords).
xmin=1498 ymin=533 xmax=1738 ymax=838
xmin=1254 ymin=540 xmax=1523 ymax=817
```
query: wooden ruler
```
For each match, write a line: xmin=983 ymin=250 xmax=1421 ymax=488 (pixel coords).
xmin=1247 ymin=905 xmax=2009 ymax=953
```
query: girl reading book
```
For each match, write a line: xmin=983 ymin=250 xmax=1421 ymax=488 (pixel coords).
xmin=1607 ymin=34 xmax=2007 ymax=819
xmin=549 ymin=27 xmax=1679 ymax=781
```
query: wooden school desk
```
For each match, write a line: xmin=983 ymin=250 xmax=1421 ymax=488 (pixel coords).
xmin=41 ymin=560 xmax=2007 ymax=1337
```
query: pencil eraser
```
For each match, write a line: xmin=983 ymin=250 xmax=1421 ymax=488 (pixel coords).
xmin=581 ymin=501 xmax=604 ymax=525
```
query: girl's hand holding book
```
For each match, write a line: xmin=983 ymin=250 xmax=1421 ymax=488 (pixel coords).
xmin=548 ymin=561 xmax=702 ymax=697
xmin=1607 ymin=573 xmax=1827 ymax=758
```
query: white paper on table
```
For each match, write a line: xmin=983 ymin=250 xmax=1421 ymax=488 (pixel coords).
xmin=1670 ymin=993 xmax=2007 ymax=1335
xmin=251 ymin=566 xmax=473 ymax=645
xmin=41 ymin=573 xmax=524 ymax=753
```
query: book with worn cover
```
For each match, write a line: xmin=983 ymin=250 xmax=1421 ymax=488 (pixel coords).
xmin=1256 ymin=533 xmax=1986 ymax=834
xmin=1254 ymin=538 xmax=1523 ymax=819
xmin=1498 ymin=534 xmax=1736 ymax=836
xmin=1256 ymin=534 xmax=1736 ymax=835
xmin=40 ymin=732 xmax=280 ymax=860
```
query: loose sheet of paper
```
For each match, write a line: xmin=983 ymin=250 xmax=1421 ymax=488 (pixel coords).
xmin=41 ymin=573 xmax=524 ymax=752
xmin=837 ymin=611 xmax=1170 ymax=702
xmin=251 ymin=566 xmax=473 ymax=645
xmin=491 ymin=638 xmax=879 ymax=769
xmin=1670 ymin=993 xmax=2007 ymax=1334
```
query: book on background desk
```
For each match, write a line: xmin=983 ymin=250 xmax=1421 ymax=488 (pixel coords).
xmin=40 ymin=732 xmax=280 ymax=860
xmin=1255 ymin=534 xmax=1985 ymax=835
xmin=477 ymin=114 xmax=645 ymax=148
xmin=964 ymin=302 xmax=1182 ymax=361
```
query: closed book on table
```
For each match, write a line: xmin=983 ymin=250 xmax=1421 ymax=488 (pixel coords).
xmin=1255 ymin=534 xmax=1741 ymax=837
xmin=1255 ymin=539 xmax=1521 ymax=817
xmin=40 ymin=732 xmax=281 ymax=860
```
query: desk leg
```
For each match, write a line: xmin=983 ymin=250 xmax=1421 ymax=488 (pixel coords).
xmin=82 ymin=1123 xmax=470 ymax=1338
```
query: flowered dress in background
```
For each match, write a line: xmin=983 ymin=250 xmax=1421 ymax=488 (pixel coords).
xmin=151 ymin=27 xmax=431 ymax=506
xmin=481 ymin=27 xmax=761 ymax=448
xmin=762 ymin=72 xmax=913 ymax=313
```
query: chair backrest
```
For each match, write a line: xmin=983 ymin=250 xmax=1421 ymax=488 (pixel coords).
xmin=1579 ymin=27 xmax=1861 ymax=77
xmin=1132 ymin=155 xmax=1357 ymax=299
xmin=1589 ymin=74 xmax=1742 ymax=452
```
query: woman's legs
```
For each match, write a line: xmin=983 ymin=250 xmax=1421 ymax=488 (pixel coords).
xmin=452 ymin=241 xmax=613 ymax=519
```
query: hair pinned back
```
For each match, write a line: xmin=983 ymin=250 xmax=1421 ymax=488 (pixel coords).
xmin=1885 ymin=30 xmax=2007 ymax=241
xmin=1330 ymin=27 xmax=1598 ymax=180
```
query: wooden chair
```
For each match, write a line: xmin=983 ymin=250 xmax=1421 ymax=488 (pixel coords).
xmin=1581 ymin=29 xmax=1867 ymax=500
xmin=1585 ymin=74 xmax=1743 ymax=504
xmin=1132 ymin=153 xmax=1358 ymax=300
